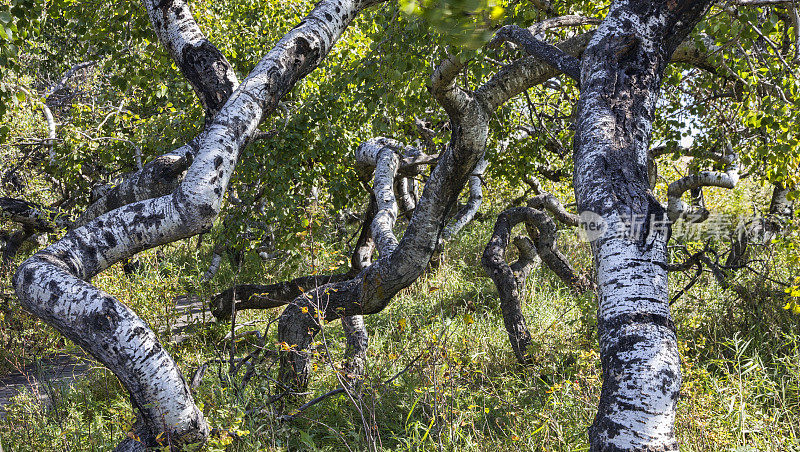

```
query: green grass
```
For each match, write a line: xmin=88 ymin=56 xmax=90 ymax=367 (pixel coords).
xmin=1 ymin=182 xmax=799 ymax=451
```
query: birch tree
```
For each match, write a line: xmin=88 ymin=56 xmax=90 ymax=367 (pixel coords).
xmin=12 ymin=0 xmax=388 ymax=449
xmin=2 ymin=0 xmax=798 ymax=451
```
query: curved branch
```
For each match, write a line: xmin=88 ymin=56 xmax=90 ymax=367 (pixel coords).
xmin=429 ymin=54 xmax=471 ymax=117
xmin=78 ymin=0 xmax=241 ymax=224
xmin=76 ymin=147 xmax=194 ymax=226
xmin=441 ymin=158 xmax=487 ymax=242
xmin=46 ymin=61 xmax=97 ymax=100
xmin=212 ymin=275 xmax=352 ymax=320
xmin=492 ymin=25 xmax=582 ymax=82
xmin=478 ymin=30 xmax=733 ymax=111
xmin=524 ymin=176 xmax=580 ymax=227
xmin=482 ymin=205 xmax=587 ymax=363
xmin=1 ymin=228 xmax=35 ymax=270
xmin=14 ymin=86 xmax=57 ymax=161
xmin=142 ymin=0 xmax=240 ymax=122
xmin=481 ymin=209 xmax=538 ymax=364
xmin=14 ymin=1 xmax=385 ymax=447
xmin=667 ymin=147 xmax=739 ymax=221
xmin=0 ymin=197 xmax=72 ymax=231
xmin=396 ymin=177 xmax=417 ymax=219
xmin=356 ymin=138 xmax=403 ymax=256
xmin=478 ymin=32 xmax=593 ymax=110
xmin=277 ymin=62 xmax=491 ymax=389
xmin=527 ymin=15 xmax=602 ymax=35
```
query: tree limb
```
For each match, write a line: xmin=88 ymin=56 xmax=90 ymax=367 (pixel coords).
xmin=667 ymin=145 xmax=740 ymax=221
xmin=14 ymin=1 xmax=387 ymax=447
xmin=0 ymin=197 xmax=72 ymax=231
xmin=142 ymin=0 xmax=240 ymax=123
xmin=441 ymin=158 xmax=487 ymax=242
xmin=492 ymin=25 xmax=582 ymax=82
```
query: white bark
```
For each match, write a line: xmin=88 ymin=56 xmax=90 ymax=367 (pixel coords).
xmin=441 ymin=158 xmax=487 ymax=242
xmin=667 ymin=148 xmax=739 ymax=221
xmin=76 ymin=0 xmax=241 ymax=226
xmin=201 ymin=252 xmax=222 ymax=282
xmin=142 ymin=0 xmax=240 ymax=122
xmin=396 ymin=177 xmax=417 ymax=218
xmin=573 ymin=1 xmax=711 ymax=450
xmin=356 ymin=138 xmax=406 ymax=257
xmin=14 ymin=0 xmax=385 ymax=447
xmin=46 ymin=61 xmax=97 ymax=99
xmin=42 ymin=99 xmax=57 ymax=163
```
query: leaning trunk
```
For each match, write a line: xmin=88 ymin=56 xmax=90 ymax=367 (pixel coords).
xmin=13 ymin=1 xmax=385 ymax=449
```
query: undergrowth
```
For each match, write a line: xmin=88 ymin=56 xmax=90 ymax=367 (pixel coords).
xmin=1 ymin=180 xmax=799 ymax=451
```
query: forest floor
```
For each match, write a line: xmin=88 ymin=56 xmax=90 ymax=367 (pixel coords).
xmin=1 ymin=180 xmax=799 ymax=451
xmin=0 ymin=295 xmax=209 ymax=415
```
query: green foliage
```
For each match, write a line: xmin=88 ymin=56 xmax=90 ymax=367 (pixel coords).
xmin=400 ymin=0 xmax=505 ymax=49
xmin=2 ymin=1 xmax=800 ymax=450
xmin=2 ymin=178 xmax=800 ymax=450
xmin=0 ymin=0 xmax=41 ymax=121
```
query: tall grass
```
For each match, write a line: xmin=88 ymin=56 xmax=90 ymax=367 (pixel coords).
xmin=1 ymin=179 xmax=798 ymax=451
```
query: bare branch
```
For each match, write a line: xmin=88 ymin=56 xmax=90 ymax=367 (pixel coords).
xmin=356 ymin=138 xmax=407 ymax=256
xmin=478 ymin=32 xmax=593 ymax=110
xmin=441 ymin=158 xmax=487 ymax=242
xmin=45 ymin=61 xmax=97 ymax=99
xmin=75 ymin=147 xmax=193 ymax=227
xmin=0 ymin=197 xmax=72 ymax=231
xmin=492 ymin=25 xmax=582 ymax=82
xmin=429 ymin=54 xmax=472 ymax=116
xmin=667 ymin=145 xmax=740 ymax=221
xmin=527 ymin=14 xmax=602 ymax=35
xmin=524 ymin=176 xmax=580 ymax=226
xmin=482 ymin=206 xmax=587 ymax=363
xmin=142 ymin=0 xmax=239 ymax=122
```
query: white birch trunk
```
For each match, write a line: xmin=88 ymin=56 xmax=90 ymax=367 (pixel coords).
xmin=13 ymin=0 xmax=385 ymax=448
xmin=573 ymin=1 xmax=711 ymax=450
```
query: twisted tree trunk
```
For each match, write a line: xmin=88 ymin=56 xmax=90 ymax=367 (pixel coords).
xmin=13 ymin=1 xmax=385 ymax=449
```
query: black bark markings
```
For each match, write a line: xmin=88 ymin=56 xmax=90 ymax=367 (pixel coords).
xmin=180 ymin=40 xmax=235 ymax=119
xmin=483 ymin=206 xmax=588 ymax=363
xmin=577 ymin=2 xmax=712 ymax=449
